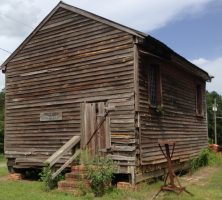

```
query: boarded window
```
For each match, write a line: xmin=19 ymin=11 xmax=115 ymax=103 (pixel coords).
xmin=196 ymin=84 xmax=203 ymax=115
xmin=148 ymin=64 xmax=162 ymax=107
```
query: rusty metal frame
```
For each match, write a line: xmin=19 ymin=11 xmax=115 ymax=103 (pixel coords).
xmin=152 ymin=140 xmax=193 ymax=199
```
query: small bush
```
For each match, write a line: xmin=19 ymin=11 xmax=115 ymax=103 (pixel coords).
xmin=39 ymin=166 xmax=63 ymax=191
xmin=190 ymin=148 xmax=222 ymax=172
xmin=86 ymin=155 xmax=116 ymax=197
xmin=208 ymin=138 xmax=214 ymax=144
xmin=79 ymin=149 xmax=93 ymax=165
xmin=76 ymin=180 xmax=92 ymax=196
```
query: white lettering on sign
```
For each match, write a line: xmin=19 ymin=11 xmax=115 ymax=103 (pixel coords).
xmin=40 ymin=112 xmax=62 ymax=121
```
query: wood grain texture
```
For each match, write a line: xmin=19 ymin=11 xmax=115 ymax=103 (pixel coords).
xmin=138 ymin=50 xmax=208 ymax=168
xmin=4 ymin=5 xmax=208 ymax=180
xmin=4 ymin=8 xmax=136 ymax=169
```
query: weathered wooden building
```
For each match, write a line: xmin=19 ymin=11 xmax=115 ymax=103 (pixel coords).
xmin=1 ymin=1 xmax=211 ymax=183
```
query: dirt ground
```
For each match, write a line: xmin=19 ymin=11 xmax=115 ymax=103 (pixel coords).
xmin=181 ymin=166 xmax=217 ymax=187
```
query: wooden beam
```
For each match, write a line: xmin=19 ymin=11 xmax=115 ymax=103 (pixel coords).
xmin=111 ymin=145 xmax=136 ymax=152
xmin=45 ymin=135 xmax=80 ymax=167
xmin=133 ymin=38 xmax=139 ymax=111
xmin=52 ymin=149 xmax=81 ymax=180
xmin=108 ymin=155 xmax=136 ymax=161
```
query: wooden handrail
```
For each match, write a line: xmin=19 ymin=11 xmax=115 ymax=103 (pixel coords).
xmin=44 ymin=135 xmax=80 ymax=167
xmin=44 ymin=106 xmax=112 ymax=179
xmin=52 ymin=149 xmax=81 ymax=180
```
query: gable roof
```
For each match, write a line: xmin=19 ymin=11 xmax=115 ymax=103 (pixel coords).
xmin=0 ymin=1 xmax=146 ymax=71
xmin=143 ymin=36 xmax=212 ymax=81
xmin=0 ymin=1 xmax=211 ymax=81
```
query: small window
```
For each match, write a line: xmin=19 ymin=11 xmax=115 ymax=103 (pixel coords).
xmin=148 ymin=64 xmax=162 ymax=107
xmin=196 ymin=84 xmax=203 ymax=115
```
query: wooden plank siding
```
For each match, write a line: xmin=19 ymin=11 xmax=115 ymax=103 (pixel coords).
xmin=138 ymin=51 xmax=208 ymax=167
xmin=4 ymin=7 xmax=136 ymax=168
xmin=3 ymin=2 xmax=210 ymax=182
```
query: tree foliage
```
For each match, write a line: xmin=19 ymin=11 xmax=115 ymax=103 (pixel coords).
xmin=0 ymin=91 xmax=4 ymax=153
xmin=207 ymin=91 xmax=222 ymax=145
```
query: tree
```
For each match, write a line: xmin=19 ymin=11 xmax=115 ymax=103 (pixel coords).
xmin=0 ymin=91 xmax=4 ymax=153
xmin=207 ymin=91 xmax=222 ymax=145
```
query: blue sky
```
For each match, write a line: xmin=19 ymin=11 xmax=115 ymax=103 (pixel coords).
xmin=0 ymin=0 xmax=221 ymax=93
xmin=150 ymin=0 xmax=222 ymax=60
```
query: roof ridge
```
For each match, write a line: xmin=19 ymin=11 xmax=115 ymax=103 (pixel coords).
xmin=1 ymin=1 xmax=146 ymax=71
xmin=59 ymin=1 xmax=147 ymax=37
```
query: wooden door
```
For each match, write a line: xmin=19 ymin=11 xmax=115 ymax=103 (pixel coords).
xmin=80 ymin=102 xmax=111 ymax=155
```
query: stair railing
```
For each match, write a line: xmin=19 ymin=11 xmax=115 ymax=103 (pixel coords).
xmin=44 ymin=135 xmax=81 ymax=180
xmin=44 ymin=105 xmax=115 ymax=180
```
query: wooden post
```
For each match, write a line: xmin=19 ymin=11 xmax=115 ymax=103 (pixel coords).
xmin=213 ymin=98 xmax=217 ymax=144
xmin=133 ymin=37 xmax=139 ymax=111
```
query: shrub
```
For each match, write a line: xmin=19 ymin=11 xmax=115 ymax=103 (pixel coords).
xmin=39 ymin=166 xmax=63 ymax=191
xmin=79 ymin=149 xmax=93 ymax=165
xmin=0 ymin=92 xmax=4 ymax=153
xmin=190 ymin=147 xmax=222 ymax=172
xmin=86 ymin=155 xmax=116 ymax=197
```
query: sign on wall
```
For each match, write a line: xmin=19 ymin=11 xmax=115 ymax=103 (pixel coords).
xmin=40 ymin=111 xmax=62 ymax=121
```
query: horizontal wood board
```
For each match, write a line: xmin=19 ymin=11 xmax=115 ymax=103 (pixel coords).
xmin=4 ymin=7 xmax=136 ymax=167
xmin=138 ymin=51 xmax=208 ymax=166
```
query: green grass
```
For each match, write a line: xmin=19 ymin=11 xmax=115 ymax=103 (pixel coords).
xmin=0 ymin=154 xmax=222 ymax=200
xmin=0 ymin=154 xmax=7 ymax=176
xmin=0 ymin=154 xmax=6 ymax=163
xmin=0 ymin=166 xmax=7 ymax=176
xmin=0 ymin=179 xmax=150 ymax=200
xmin=0 ymin=181 xmax=83 ymax=200
xmin=1 ymin=166 xmax=222 ymax=200
xmin=0 ymin=173 xmax=161 ymax=200
xmin=163 ymin=166 xmax=222 ymax=200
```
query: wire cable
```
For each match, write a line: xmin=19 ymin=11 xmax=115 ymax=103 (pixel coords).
xmin=2 ymin=14 xmax=34 ymax=30
xmin=0 ymin=48 xmax=12 ymax=54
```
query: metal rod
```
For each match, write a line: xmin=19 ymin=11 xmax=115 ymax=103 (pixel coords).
xmin=86 ymin=111 xmax=108 ymax=147
xmin=152 ymin=141 xmax=192 ymax=199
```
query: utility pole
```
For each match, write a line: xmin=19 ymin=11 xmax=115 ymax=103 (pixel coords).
xmin=212 ymin=98 xmax=218 ymax=144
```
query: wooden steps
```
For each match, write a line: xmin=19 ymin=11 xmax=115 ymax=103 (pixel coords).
xmin=58 ymin=164 xmax=90 ymax=195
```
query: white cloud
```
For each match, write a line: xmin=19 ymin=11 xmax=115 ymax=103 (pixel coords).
xmin=0 ymin=74 xmax=4 ymax=91
xmin=0 ymin=0 xmax=217 ymax=90
xmin=192 ymin=58 xmax=209 ymax=66
xmin=0 ymin=0 xmax=41 ymax=37
xmin=0 ymin=35 xmax=24 ymax=90
xmin=0 ymin=0 xmax=214 ymax=38
xmin=55 ymin=0 xmax=213 ymax=32
xmin=192 ymin=57 xmax=222 ymax=94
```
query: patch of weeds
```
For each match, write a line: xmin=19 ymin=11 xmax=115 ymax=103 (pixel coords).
xmin=79 ymin=150 xmax=116 ymax=197
xmin=190 ymin=147 xmax=222 ymax=172
xmin=155 ymin=105 xmax=164 ymax=115
xmin=39 ymin=166 xmax=64 ymax=191
xmin=77 ymin=180 xmax=92 ymax=196
xmin=208 ymin=150 xmax=222 ymax=166
xmin=79 ymin=149 xmax=93 ymax=165
xmin=86 ymin=156 xmax=116 ymax=197
xmin=0 ymin=154 xmax=5 ymax=163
